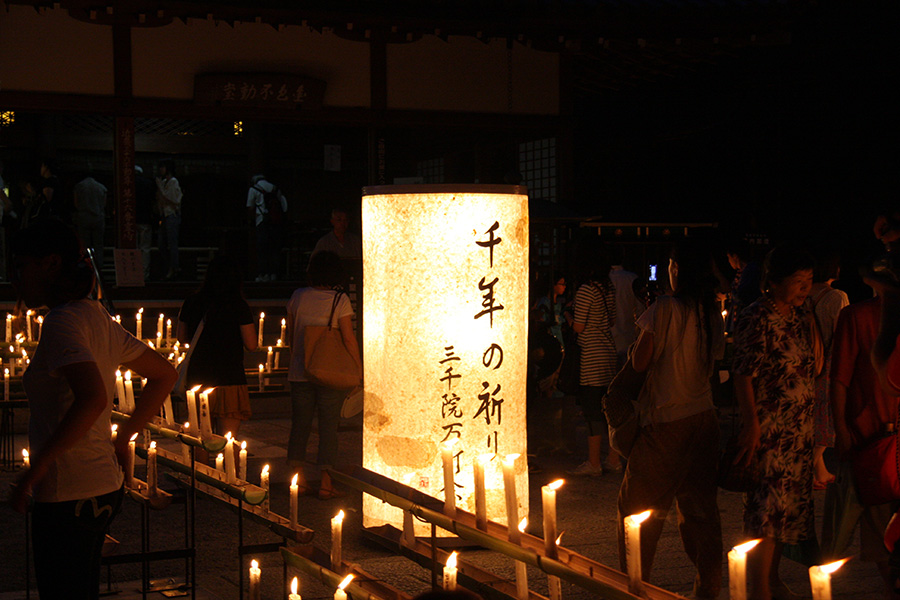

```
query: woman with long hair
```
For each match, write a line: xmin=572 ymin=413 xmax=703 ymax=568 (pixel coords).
xmin=9 ymin=218 xmax=177 ymax=599
xmin=616 ymin=241 xmax=724 ymax=598
xmin=177 ymin=255 xmax=258 ymax=441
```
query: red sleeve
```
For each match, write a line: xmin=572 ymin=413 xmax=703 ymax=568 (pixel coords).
xmin=888 ymin=333 xmax=900 ymax=393
xmin=830 ymin=307 xmax=857 ymax=389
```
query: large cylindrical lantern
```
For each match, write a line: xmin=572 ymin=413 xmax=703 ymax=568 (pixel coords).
xmin=362 ymin=185 xmax=529 ymax=534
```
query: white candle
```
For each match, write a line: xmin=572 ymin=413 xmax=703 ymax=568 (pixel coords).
xmin=290 ymin=473 xmax=299 ymax=529
xmin=147 ymin=441 xmax=158 ymax=495
xmin=186 ymin=386 xmax=201 ymax=436
xmin=198 ymin=388 xmax=214 ymax=440
xmin=215 ymin=453 xmax=224 ymax=476
xmin=516 ymin=518 xmax=529 ymax=600
xmin=123 ymin=370 xmax=135 ymax=413
xmin=239 ymin=441 xmax=247 ymax=481
xmin=280 ymin=318 xmax=286 ymax=342
xmin=474 ymin=453 xmax=492 ymax=531
xmin=266 ymin=346 xmax=273 ymax=373
xmin=443 ymin=551 xmax=458 ymax=591
xmin=258 ymin=312 xmax=265 ymax=348
xmin=274 ymin=341 xmax=281 ymax=369
xmin=224 ymin=432 xmax=236 ymax=483
xmin=624 ymin=510 xmax=652 ymax=595
xmin=289 ymin=576 xmax=301 ymax=600
xmin=258 ymin=364 xmax=265 ymax=391
xmin=36 ymin=316 xmax=43 ymax=341
xmin=5 ymin=314 xmax=12 ymax=343
xmin=173 ymin=342 xmax=180 ymax=361
xmin=542 ymin=479 xmax=564 ymax=559
xmin=22 ymin=448 xmax=30 ymax=469
xmin=136 ymin=308 xmax=143 ymax=339
xmin=728 ymin=540 xmax=761 ymax=600
xmin=127 ymin=433 xmax=138 ymax=486
xmin=165 ymin=319 xmax=172 ymax=346
xmin=111 ymin=423 xmax=118 ymax=442
xmin=442 ymin=438 xmax=459 ymax=517
xmin=334 ymin=575 xmax=354 ymax=600
xmin=502 ymin=453 xmax=521 ymax=542
xmin=260 ymin=464 xmax=270 ymax=511
xmin=162 ymin=394 xmax=174 ymax=425
xmin=4 ymin=368 xmax=9 ymax=402
xmin=331 ymin=509 xmax=345 ymax=571
xmin=157 ymin=313 xmax=164 ymax=339
xmin=25 ymin=310 xmax=32 ymax=342
xmin=115 ymin=370 xmax=125 ymax=411
xmin=249 ymin=559 xmax=261 ymax=600
xmin=8 ymin=354 xmax=14 ymax=377
xmin=809 ymin=559 xmax=848 ymax=600
xmin=182 ymin=424 xmax=192 ymax=465
xmin=156 ymin=329 xmax=162 ymax=349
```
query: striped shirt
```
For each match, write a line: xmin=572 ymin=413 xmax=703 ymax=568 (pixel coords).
xmin=574 ymin=282 xmax=618 ymax=387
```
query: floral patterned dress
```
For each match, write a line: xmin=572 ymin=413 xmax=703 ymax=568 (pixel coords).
xmin=732 ymin=298 xmax=817 ymax=544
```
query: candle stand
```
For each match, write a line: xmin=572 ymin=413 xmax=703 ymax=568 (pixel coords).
xmin=280 ymin=546 xmax=412 ymax=600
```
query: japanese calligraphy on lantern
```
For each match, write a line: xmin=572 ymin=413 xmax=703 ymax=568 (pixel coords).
xmin=362 ymin=185 xmax=529 ymax=535
xmin=194 ymin=73 xmax=325 ymax=110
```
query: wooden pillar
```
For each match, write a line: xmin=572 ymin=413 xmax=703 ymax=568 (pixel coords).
xmin=113 ymin=21 xmax=136 ymax=249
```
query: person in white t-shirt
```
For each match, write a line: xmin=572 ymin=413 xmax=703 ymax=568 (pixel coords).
xmin=286 ymin=251 xmax=361 ymax=500
xmin=8 ymin=219 xmax=177 ymax=599
xmin=618 ymin=241 xmax=725 ymax=599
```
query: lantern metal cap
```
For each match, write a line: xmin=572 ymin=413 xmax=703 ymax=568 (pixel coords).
xmin=363 ymin=184 xmax=528 ymax=197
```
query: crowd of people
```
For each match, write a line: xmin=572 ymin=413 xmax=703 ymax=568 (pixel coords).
xmin=530 ymin=223 xmax=900 ymax=600
xmin=8 ymin=203 xmax=900 ymax=599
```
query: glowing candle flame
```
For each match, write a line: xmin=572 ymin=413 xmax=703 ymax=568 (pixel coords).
xmin=291 ymin=473 xmax=299 ymax=486
xmin=260 ymin=311 xmax=265 ymax=319
xmin=734 ymin=539 xmax=761 ymax=554
xmin=548 ymin=479 xmax=564 ymax=491
xmin=518 ymin=517 xmax=528 ymax=532
xmin=628 ymin=510 xmax=651 ymax=525
xmin=241 ymin=441 xmax=247 ymax=450
xmin=251 ymin=559 xmax=258 ymax=569
xmin=338 ymin=574 xmax=354 ymax=590
xmin=191 ymin=384 xmax=202 ymax=393
xmin=335 ymin=509 xmax=345 ymax=523
xmin=503 ymin=453 xmax=521 ymax=465
xmin=819 ymin=559 xmax=849 ymax=575
xmin=556 ymin=531 xmax=564 ymax=545
xmin=150 ymin=441 xmax=156 ymax=450
xmin=291 ymin=576 xmax=298 ymax=595
xmin=262 ymin=464 xmax=269 ymax=476
xmin=446 ymin=551 xmax=458 ymax=569
xmin=22 ymin=449 xmax=29 ymax=460
xmin=111 ymin=424 xmax=118 ymax=434
xmin=130 ymin=433 xmax=138 ymax=441
xmin=116 ymin=369 xmax=122 ymax=378
xmin=124 ymin=370 xmax=132 ymax=382
xmin=225 ymin=431 xmax=232 ymax=441
xmin=203 ymin=388 xmax=215 ymax=396
xmin=184 ymin=422 xmax=190 ymax=431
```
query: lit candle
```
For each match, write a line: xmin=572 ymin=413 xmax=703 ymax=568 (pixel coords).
xmin=216 ymin=453 xmax=225 ymax=474
xmin=624 ymin=510 xmax=652 ymax=595
xmin=334 ymin=575 xmax=354 ymax=600
xmin=515 ymin=518 xmax=529 ymax=600
xmin=157 ymin=313 xmax=164 ymax=339
xmin=5 ymin=314 xmax=12 ymax=343
xmin=25 ymin=310 xmax=32 ymax=342
xmin=36 ymin=316 xmax=43 ymax=341
xmin=3 ymin=368 xmax=9 ymax=402
xmin=22 ymin=448 xmax=30 ymax=469
xmin=258 ymin=364 xmax=265 ymax=391
xmin=239 ymin=441 xmax=247 ymax=481
xmin=249 ymin=559 xmax=261 ymax=600
xmin=186 ymin=385 xmax=201 ymax=436
xmin=136 ymin=308 xmax=143 ymax=339
xmin=290 ymin=473 xmax=299 ymax=529
xmin=502 ymin=453 xmax=521 ymax=542
xmin=9 ymin=352 xmax=15 ymax=377
xmin=728 ymin=540 xmax=761 ymax=600
xmin=165 ymin=319 xmax=172 ymax=346
xmin=156 ymin=329 xmax=162 ymax=349
xmin=443 ymin=551 xmax=458 ymax=591
xmin=442 ymin=438 xmax=459 ymax=517
xmin=274 ymin=341 xmax=281 ymax=369
xmin=280 ymin=318 xmax=286 ymax=342
xmin=123 ymin=370 xmax=135 ymax=413
xmin=224 ymin=432 xmax=236 ymax=483
xmin=114 ymin=314 xmax=121 ymax=324
xmin=182 ymin=424 xmax=191 ymax=465
xmin=289 ymin=576 xmax=301 ymax=600
xmin=260 ymin=464 xmax=270 ymax=511
xmin=111 ymin=423 xmax=118 ymax=442
xmin=542 ymin=479 xmax=564 ymax=559
xmin=127 ymin=433 xmax=138 ymax=486
xmin=266 ymin=346 xmax=273 ymax=373
xmin=162 ymin=394 xmax=174 ymax=425
xmin=258 ymin=312 xmax=265 ymax=348
xmin=198 ymin=388 xmax=214 ymax=440
xmin=809 ymin=559 xmax=849 ymax=600
xmin=115 ymin=370 xmax=125 ymax=411
xmin=474 ymin=453 xmax=492 ymax=531
xmin=147 ymin=441 xmax=158 ymax=495
xmin=173 ymin=342 xmax=180 ymax=361
xmin=331 ymin=509 xmax=345 ymax=571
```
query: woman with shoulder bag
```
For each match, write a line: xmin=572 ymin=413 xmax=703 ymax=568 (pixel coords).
xmin=286 ymin=251 xmax=361 ymax=500
xmin=616 ymin=241 xmax=725 ymax=599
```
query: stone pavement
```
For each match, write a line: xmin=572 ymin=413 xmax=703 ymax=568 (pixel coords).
xmin=0 ymin=408 xmax=888 ymax=599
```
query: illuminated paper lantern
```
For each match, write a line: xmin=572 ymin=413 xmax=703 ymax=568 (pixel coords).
xmin=362 ymin=185 xmax=529 ymax=534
